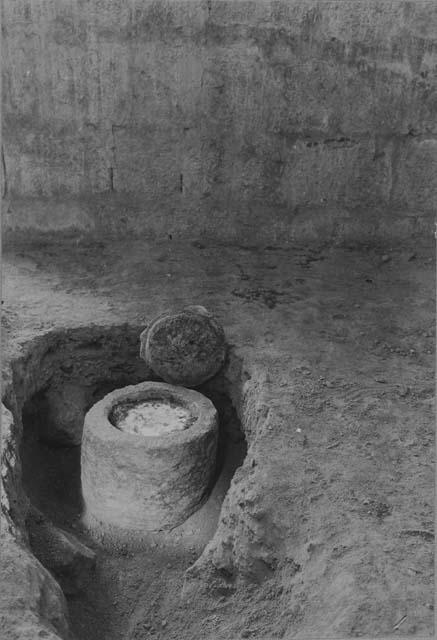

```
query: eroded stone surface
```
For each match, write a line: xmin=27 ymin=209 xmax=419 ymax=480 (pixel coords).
xmin=140 ymin=307 xmax=226 ymax=387
xmin=82 ymin=382 xmax=219 ymax=536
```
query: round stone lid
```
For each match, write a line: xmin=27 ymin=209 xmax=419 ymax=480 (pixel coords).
xmin=139 ymin=306 xmax=226 ymax=386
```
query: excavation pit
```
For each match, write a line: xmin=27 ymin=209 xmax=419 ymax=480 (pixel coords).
xmin=81 ymin=382 xmax=219 ymax=539
xmin=10 ymin=325 xmax=247 ymax=640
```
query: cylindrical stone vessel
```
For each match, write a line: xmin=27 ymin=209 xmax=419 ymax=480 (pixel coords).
xmin=81 ymin=382 xmax=218 ymax=540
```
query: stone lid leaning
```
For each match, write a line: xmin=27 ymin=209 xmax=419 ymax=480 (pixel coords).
xmin=140 ymin=305 xmax=226 ymax=387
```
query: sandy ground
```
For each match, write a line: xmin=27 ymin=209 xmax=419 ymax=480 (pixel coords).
xmin=2 ymin=236 xmax=435 ymax=639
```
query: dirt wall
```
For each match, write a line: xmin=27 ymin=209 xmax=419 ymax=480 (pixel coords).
xmin=2 ymin=0 xmax=437 ymax=243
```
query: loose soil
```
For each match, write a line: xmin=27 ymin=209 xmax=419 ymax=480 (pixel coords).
xmin=2 ymin=236 xmax=435 ymax=639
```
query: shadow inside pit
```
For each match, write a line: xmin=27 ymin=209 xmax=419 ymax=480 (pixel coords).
xmin=18 ymin=338 xmax=247 ymax=640
xmin=197 ymin=379 xmax=247 ymax=496
xmin=21 ymin=391 xmax=84 ymax=525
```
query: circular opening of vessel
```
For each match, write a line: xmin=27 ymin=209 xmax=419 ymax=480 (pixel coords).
xmin=109 ymin=397 xmax=193 ymax=436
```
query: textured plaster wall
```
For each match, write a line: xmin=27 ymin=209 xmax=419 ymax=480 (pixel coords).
xmin=2 ymin=0 xmax=437 ymax=243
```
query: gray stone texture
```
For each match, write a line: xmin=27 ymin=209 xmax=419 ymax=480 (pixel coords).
xmin=81 ymin=382 xmax=219 ymax=537
xmin=2 ymin=0 xmax=437 ymax=243
xmin=140 ymin=306 xmax=226 ymax=386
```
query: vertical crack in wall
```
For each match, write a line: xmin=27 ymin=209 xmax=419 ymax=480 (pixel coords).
xmin=109 ymin=124 xmax=128 ymax=192
xmin=1 ymin=146 xmax=8 ymax=198
xmin=388 ymin=137 xmax=401 ymax=207
xmin=109 ymin=125 xmax=118 ymax=192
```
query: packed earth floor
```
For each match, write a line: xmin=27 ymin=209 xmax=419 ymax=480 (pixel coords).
xmin=1 ymin=235 xmax=435 ymax=639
